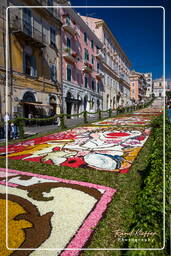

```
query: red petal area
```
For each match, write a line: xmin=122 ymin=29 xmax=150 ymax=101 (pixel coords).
xmin=136 ymin=135 xmax=145 ymax=141
xmin=53 ymin=147 xmax=60 ymax=151
xmin=44 ymin=159 xmax=54 ymax=165
xmin=9 ymin=154 xmax=31 ymax=160
xmin=107 ymin=132 xmax=130 ymax=138
xmin=120 ymin=168 xmax=129 ymax=173
xmin=133 ymin=122 xmax=146 ymax=124
xmin=61 ymin=157 xmax=86 ymax=168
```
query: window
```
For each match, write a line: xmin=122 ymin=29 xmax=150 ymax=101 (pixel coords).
xmin=84 ymin=49 xmax=89 ymax=61
xmin=50 ymin=64 xmax=57 ymax=82
xmin=50 ymin=27 xmax=56 ymax=47
xmin=97 ymin=62 xmax=100 ymax=72
xmin=91 ymin=55 xmax=94 ymax=65
xmin=84 ymin=32 xmax=87 ymax=43
xmin=23 ymin=8 xmax=32 ymax=36
xmin=48 ymin=0 xmax=53 ymax=5
xmin=23 ymin=52 xmax=37 ymax=77
xmin=66 ymin=37 xmax=71 ymax=50
xmin=84 ymin=76 xmax=88 ymax=88
xmin=92 ymin=80 xmax=95 ymax=91
xmin=91 ymin=40 xmax=94 ymax=49
xmin=97 ymin=81 xmax=100 ymax=93
xmin=96 ymin=45 xmax=100 ymax=53
xmin=67 ymin=64 xmax=72 ymax=81
xmin=66 ymin=15 xmax=71 ymax=25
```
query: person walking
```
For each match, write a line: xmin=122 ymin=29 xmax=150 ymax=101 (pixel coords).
xmin=3 ymin=112 xmax=10 ymax=139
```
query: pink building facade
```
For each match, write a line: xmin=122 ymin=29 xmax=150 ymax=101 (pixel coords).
xmin=130 ymin=71 xmax=147 ymax=103
xmin=60 ymin=8 xmax=103 ymax=116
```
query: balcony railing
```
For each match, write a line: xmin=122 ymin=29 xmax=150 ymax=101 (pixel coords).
xmin=35 ymin=0 xmax=60 ymax=19
xmin=96 ymin=70 xmax=104 ymax=80
xmin=119 ymin=73 xmax=130 ymax=85
xmin=63 ymin=23 xmax=77 ymax=36
xmin=11 ymin=18 xmax=47 ymax=48
xmin=63 ymin=48 xmax=77 ymax=64
xmin=95 ymin=49 xmax=104 ymax=61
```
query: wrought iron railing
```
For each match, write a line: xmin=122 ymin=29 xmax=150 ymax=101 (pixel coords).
xmin=11 ymin=17 xmax=48 ymax=45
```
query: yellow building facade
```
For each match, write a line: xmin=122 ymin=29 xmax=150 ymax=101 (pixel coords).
xmin=0 ymin=0 xmax=63 ymax=119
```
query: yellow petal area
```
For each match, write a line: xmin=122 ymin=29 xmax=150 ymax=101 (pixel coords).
xmin=0 ymin=198 xmax=32 ymax=256
xmin=7 ymin=141 xmax=72 ymax=158
xmin=121 ymin=147 xmax=141 ymax=168
xmin=7 ymin=144 xmax=52 ymax=158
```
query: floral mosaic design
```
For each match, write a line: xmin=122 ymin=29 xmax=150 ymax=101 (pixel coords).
xmin=93 ymin=116 xmax=152 ymax=126
xmin=0 ymin=126 xmax=151 ymax=173
xmin=0 ymin=168 xmax=116 ymax=255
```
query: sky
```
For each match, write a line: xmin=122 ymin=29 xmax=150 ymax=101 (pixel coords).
xmin=68 ymin=0 xmax=171 ymax=79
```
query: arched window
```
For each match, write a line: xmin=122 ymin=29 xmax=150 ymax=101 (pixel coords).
xmin=23 ymin=91 xmax=36 ymax=102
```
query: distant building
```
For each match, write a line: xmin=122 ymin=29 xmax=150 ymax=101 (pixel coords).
xmin=153 ymin=78 xmax=165 ymax=98
xmin=144 ymin=72 xmax=153 ymax=98
xmin=0 ymin=0 xmax=63 ymax=119
xmin=81 ymin=16 xmax=132 ymax=110
xmin=166 ymin=79 xmax=171 ymax=92
xmin=60 ymin=8 xmax=103 ymax=116
xmin=130 ymin=71 xmax=147 ymax=103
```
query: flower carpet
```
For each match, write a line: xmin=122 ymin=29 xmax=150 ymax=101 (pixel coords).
xmin=93 ymin=116 xmax=152 ymax=126
xmin=0 ymin=107 xmax=162 ymax=174
xmin=0 ymin=168 xmax=116 ymax=255
xmin=0 ymin=126 xmax=151 ymax=173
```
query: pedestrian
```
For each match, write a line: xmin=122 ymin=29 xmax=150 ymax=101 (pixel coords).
xmin=3 ymin=112 xmax=10 ymax=139
xmin=28 ymin=112 xmax=33 ymax=119
xmin=10 ymin=122 xmax=15 ymax=139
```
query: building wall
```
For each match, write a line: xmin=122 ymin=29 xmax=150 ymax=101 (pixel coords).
xmin=153 ymin=78 xmax=164 ymax=97
xmin=144 ymin=72 xmax=153 ymax=97
xmin=130 ymin=72 xmax=147 ymax=103
xmin=60 ymin=8 xmax=103 ymax=116
xmin=0 ymin=0 xmax=62 ymax=119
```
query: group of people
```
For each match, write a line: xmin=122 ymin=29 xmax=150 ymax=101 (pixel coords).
xmin=0 ymin=113 xmax=19 ymax=140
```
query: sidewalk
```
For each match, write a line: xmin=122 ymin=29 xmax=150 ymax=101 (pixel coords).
xmin=24 ymin=111 xmax=111 ymax=136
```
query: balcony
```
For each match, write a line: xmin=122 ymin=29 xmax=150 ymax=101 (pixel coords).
xmin=96 ymin=71 xmax=104 ymax=80
xmin=25 ymin=0 xmax=60 ymax=21
xmin=63 ymin=23 xmax=77 ymax=37
xmin=95 ymin=50 xmax=104 ymax=62
xmin=63 ymin=48 xmax=77 ymax=64
xmin=119 ymin=73 xmax=130 ymax=86
xmin=11 ymin=18 xmax=47 ymax=48
xmin=82 ymin=62 xmax=93 ymax=73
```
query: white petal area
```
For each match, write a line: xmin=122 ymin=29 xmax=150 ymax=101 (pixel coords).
xmin=4 ymin=186 xmax=97 ymax=255
xmin=85 ymin=153 xmax=117 ymax=170
xmin=42 ymin=151 xmax=77 ymax=165
xmin=7 ymin=176 xmax=57 ymax=186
